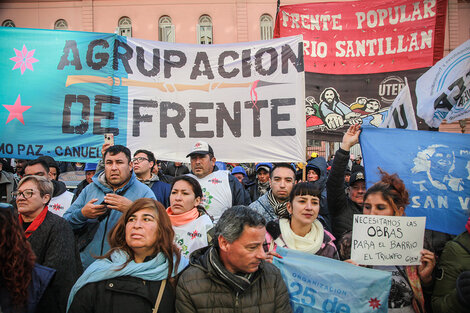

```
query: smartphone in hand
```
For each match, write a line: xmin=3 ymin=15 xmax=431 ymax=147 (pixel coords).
xmin=104 ymin=133 xmax=114 ymax=145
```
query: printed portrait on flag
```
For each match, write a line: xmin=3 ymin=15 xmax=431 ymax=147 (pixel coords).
xmin=360 ymin=127 xmax=470 ymax=235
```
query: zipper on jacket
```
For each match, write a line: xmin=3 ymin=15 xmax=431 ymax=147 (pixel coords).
xmin=234 ymin=292 xmax=240 ymax=310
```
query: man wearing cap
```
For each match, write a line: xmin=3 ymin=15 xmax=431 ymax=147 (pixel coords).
xmin=24 ymin=158 xmax=74 ymax=218
xmin=327 ymin=124 xmax=366 ymax=240
xmin=246 ymin=163 xmax=272 ymax=202
xmin=72 ymin=163 xmax=97 ymax=203
xmin=186 ymin=141 xmax=249 ymax=222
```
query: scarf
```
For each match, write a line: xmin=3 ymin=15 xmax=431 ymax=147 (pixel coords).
xmin=267 ymin=190 xmax=289 ymax=218
xmin=466 ymin=217 xmax=470 ymax=234
xmin=207 ymin=246 xmax=254 ymax=293
xmin=66 ymin=249 xmax=188 ymax=311
xmin=166 ymin=207 xmax=199 ymax=227
xmin=279 ymin=218 xmax=324 ymax=254
xmin=18 ymin=206 xmax=48 ymax=239
xmin=257 ymin=181 xmax=270 ymax=196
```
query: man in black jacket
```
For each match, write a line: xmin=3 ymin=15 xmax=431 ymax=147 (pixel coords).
xmin=327 ymin=124 xmax=365 ymax=240
xmin=176 ymin=206 xmax=292 ymax=313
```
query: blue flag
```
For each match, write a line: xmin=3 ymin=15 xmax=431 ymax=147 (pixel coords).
xmin=360 ymin=127 xmax=470 ymax=235
xmin=273 ymin=247 xmax=391 ymax=313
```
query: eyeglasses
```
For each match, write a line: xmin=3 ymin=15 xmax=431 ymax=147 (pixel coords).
xmin=132 ymin=157 xmax=149 ymax=163
xmin=12 ymin=189 xmax=35 ymax=199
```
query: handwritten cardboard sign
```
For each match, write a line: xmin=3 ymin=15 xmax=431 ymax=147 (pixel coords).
xmin=351 ymin=214 xmax=426 ymax=266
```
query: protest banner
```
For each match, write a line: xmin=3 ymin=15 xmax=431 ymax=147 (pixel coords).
xmin=416 ymin=39 xmax=470 ymax=128
xmin=274 ymin=0 xmax=447 ymax=132
xmin=275 ymin=0 xmax=446 ymax=75
xmin=351 ymin=215 xmax=426 ymax=266
xmin=360 ymin=127 xmax=470 ymax=235
xmin=379 ymin=78 xmax=418 ymax=129
xmin=273 ymin=246 xmax=392 ymax=313
xmin=0 ymin=28 xmax=306 ymax=163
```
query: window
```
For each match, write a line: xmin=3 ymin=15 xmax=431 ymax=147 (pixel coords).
xmin=159 ymin=16 xmax=175 ymax=42
xmin=54 ymin=19 xmax=68 ymax=30
xmin=260 ymin=14 xmax=273 ymax=40
xmin=118 ymin=17 xmax=132 ymax=37
xmin=197 ymin=15 xmax=212 ymax=44
xmin=2 ymin=20 xmax=15 ymax=27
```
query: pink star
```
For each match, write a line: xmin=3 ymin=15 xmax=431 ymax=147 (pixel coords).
xmin=3 ymin=95 xmax=32 ymax=125
xmin=10 ymin=45 xmax=38 ymax=74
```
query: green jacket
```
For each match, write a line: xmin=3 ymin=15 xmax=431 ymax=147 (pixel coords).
xmin=432 ymin=231 xmax=470 ymax=313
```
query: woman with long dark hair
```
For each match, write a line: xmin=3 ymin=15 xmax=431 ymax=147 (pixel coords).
xmin=362 ymin=170 xmax=435 ymax=313
xmin=67 ymin=198 xmax=188 ymax=313
xmin=167 ymin=176 xmax=213 ymax=258
xmin=0 ymin=205 xmax=55 ymax=313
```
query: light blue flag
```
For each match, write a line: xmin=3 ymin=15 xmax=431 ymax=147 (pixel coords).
xmin=273 ymin=247 xmax=391 ymax=313
xmin=360 ymin=127 xmax=470 ymax=235
xmin=0 ymin=27 xmax=128 ymax=161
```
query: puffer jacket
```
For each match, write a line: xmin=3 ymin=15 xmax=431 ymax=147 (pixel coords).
xmin=68 ymin=276 xmax=174 ymax=313
xmin=327 ymin=148 xmax=363 ymax=240
xmin=432 ymin=231 xmax=470 ymax=313
xmin=63 ymin=170 xmax=156 ymax=268
xmin=175 ymin=246 xmax=293 ymax=313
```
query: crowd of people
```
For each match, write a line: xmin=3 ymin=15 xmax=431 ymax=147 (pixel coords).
xmin=0 ymin=124 xmax=469 ymax=313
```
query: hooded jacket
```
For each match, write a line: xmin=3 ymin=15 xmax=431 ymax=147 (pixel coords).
xmin=306 ymin=157 xmax=331 ymax=230
xmin=63 ymin=170 xmax=155 ymax=268
xmin=175 ymin=246 xmax=292 ymax=313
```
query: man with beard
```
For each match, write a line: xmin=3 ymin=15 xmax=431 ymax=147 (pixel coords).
xmin=319 ymin=87 xmax=361 ymax=129
xmin=64 ymin=145 xmax=155 ymax=268
xmin=250 ymin=163 xmax=295 ymax=222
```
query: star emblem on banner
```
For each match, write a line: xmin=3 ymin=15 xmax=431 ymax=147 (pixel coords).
xmin=10 ymin=44 xmax=38 ymax=74
xmin=3 ymin=95 xmax=32 ymax=125
xmin=368 ymin=297 xmax=381 ymax=310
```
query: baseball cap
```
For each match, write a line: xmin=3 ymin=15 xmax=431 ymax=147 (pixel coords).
xmin=84 ymin=163 xmax=97 ymax=171
xmin=231 ymin=166 xmax=247 ymax=177
xmin=186 ymin=141 xmax=214 ymax=158
xmin=350 ymin=171 xmax=365 ymax=185
xmin=256 ymin=162 xmax=272 ymax=173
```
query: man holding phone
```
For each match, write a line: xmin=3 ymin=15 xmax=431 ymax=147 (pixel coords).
xmin=64 ymin=145 xmax=156 ymax=268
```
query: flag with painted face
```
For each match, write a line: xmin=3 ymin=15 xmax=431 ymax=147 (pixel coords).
xmin=360 ymin=127 xmax=470 ymax=235
xmin=0 ymin=27 xmax=306 ymax=163
xmin=273 ymin=247 xmax=391 ymax=313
